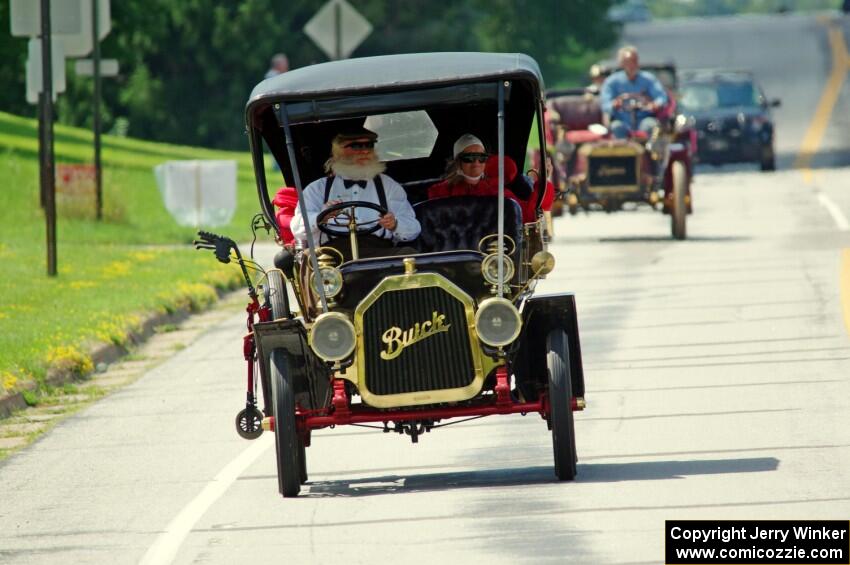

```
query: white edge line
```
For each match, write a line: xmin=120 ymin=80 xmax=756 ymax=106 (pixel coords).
xmin=139 ymin=435 xmax=273 ymax=565
xmin=816 ymin=192 xmax=850 ymax=231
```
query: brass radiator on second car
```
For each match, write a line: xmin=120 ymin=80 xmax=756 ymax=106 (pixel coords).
xmin=581 ymin=142 xmax=643 ymax=193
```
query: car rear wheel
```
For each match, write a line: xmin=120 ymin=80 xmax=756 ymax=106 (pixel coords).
xmin=271 ymin=349 xmax=301 ymax=497
xmin=671 ymin=160 xmax=687 ymax=240
xmin=256 ymin=270 xmax=292 ymax=418
xmin=267 ymin=270 xmax=289 ymax=319
xmin=298 ymin=439 xmax=308 ymax=484
xmin=760 ymin=146 xmax=776 ymax=172
xmin=267 ymin=270 xmax=308 ymax=485
xmin=547 ymin=329 xmax=577 ymax=481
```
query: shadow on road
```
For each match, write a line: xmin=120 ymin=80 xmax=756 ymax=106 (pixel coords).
xmin=300 ymin=457 xmax=778 ymax=497
xmin=578 ymin=457 xmax=778 ymax=482
xmin=597 ymin=235 xmax=752 ymax=243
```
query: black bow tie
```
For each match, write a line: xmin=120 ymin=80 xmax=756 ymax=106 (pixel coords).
xmin=343 ymin=179 xmax=367 ymax=189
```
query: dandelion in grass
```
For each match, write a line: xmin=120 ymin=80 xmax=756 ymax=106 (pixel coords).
xmin=103 ymin=260 xmax=132 ymax=279
xmin=46 ymin=345 xmax=93 ymax=377
xmin=126 ymin=314 xmax=142 ymax=332
xmin=129 ymin=250 xmax=158 ymax=263
xmin=95 ymin=319 xmax=129 ymax=346
xmin=175 ymin=282 xmax=217 ymax=312
xmin=2 ymin=371 xmax=17 ymax=392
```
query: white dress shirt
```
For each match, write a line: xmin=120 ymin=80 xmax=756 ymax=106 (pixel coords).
xmin=290 ymin=174 xmax=421 ymax=245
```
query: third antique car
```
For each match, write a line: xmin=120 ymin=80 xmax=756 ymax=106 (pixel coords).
xmin=198 ymin=52 xmax=586 ymax=498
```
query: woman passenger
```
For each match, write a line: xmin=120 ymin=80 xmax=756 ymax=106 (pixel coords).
xmin=427 ymin=134 xmax=532 ymax=202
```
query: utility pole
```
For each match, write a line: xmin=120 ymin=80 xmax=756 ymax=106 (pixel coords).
xmin=40 ymin=0 xmax=57 ymax=277
xmin=334 ymin=1 xmax=341 ymax=60
xmin=92 ymin=0 xmax=103 ymax=220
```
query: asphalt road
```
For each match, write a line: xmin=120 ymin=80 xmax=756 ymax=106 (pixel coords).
xmin=1 ymin=12 xmax=850 ymax=565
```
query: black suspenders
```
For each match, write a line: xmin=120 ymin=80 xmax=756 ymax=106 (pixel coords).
xmin=323 ymin=176 xmax=334 ymax=202
xmin=373 ymin=175 xmax=388 ymax=210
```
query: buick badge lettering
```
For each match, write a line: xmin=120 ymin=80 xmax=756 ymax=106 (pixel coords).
xmin=597 ymin=164 xmax=627 ymax=177
xmin=380 ymin=311 xmax=451 ymax=360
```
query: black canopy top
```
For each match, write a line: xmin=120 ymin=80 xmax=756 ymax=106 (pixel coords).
xmin=248 ymin=52 xmax=544 ymax=105
xmin=246 ymin=52 xmax=548 ymax=218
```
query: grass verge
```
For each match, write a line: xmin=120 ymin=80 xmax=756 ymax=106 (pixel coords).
xmin=0 ymin=110 xmax=268 ymax=406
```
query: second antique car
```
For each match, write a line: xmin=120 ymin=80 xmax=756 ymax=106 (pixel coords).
xmin=544 ymin=61 xmax=694 ymax=239
xmin=197 ymin=52 xmax=586 ymax=498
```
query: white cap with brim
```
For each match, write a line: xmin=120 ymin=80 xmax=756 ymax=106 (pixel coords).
xmin=453 ymin=133 xmax=484 ymax=158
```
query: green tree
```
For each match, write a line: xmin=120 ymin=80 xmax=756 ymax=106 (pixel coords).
xmin=473 ymin=0 xmax=618 ymax=87
xmin=0 ymin=3 xmax=35 ymax=119
xmin=2 ymin=0 xmax=618 ymax=150
xmin=56 ymin=0 xmax=329 ymax=149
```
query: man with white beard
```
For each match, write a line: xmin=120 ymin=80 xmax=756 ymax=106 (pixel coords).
xmin=291 ymin=126 xmax=421 ymax=261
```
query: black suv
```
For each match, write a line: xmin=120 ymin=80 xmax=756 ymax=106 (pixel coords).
xmin=678 ymin=70 xmax=780 ymax=171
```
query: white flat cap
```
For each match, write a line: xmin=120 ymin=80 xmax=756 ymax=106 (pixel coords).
xmin=453 ymin=133 xmax=484 ymax=158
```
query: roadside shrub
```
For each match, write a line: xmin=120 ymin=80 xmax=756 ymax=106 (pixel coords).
xmin=46 ymin=346 xmax=94 ymax=378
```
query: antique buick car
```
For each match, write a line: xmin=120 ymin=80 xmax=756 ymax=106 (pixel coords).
xmin=197 ymin=53 xmax=586 ymax=498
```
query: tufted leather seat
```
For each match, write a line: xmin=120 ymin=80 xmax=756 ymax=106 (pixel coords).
xmin=413 ymin=196 xmax=524 ymax=260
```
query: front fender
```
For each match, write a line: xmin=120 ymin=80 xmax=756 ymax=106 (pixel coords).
xmin=511 ymin=292 xmax=585 ymax=400
xmin=253 ymin=318 xmax=331 ymax=411
xmin=667 ymin=142 xmax=689 ymax=164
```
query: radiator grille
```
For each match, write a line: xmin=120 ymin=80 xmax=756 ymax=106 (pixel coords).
xmin=588 ymin=155 xmax=638 ymax=187
xmin=361 ymin=286 xmax=475 ymax=396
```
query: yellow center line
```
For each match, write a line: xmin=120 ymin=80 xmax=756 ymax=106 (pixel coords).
xmin=799 ymin=20 xmax=850 ymax=338
xmin=794 ymin=22 xmax=850 ymax=182
xmin=842 ymin=250 xmax=850 ymax=338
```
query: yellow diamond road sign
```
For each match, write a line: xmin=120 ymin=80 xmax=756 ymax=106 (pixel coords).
xmin=304 ymin=0 xmax=372 ymax=60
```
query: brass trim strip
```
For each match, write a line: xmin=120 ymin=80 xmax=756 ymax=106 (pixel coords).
xmin=586 ymin=185 xmax=643 ymax=194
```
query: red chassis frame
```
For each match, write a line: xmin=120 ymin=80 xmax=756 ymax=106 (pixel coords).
xmin=245 ymin=299 xmax=585 ymax=442
xmin=261 ymin=367 xmax=585 ymax=439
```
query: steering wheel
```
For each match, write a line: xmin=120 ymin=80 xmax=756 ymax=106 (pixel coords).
xmin=315 ymin=200 xmax=388 ymax=237
xmin=618 ymin=93 xmax=653 ymax=113
xmin=615 ymin=93 xmax=656 ymax=132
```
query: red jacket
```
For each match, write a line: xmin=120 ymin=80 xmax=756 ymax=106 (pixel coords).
xmin=427 ymin=177 xmax=522 ymax=202
xmin=428 ymin=154 xmax=523 ymax=202
xmin=427 ymin=155 xmax=550 ymax=223
xmin=273 ymin=186 xmax=298 ymax=245
xmin=538 ymin=180 xmax=556 ymax=212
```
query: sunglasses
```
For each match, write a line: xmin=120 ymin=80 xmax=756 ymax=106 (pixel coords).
xmin=343 ymin=141 xmax=375 ymax=150
xmin=459 ymin=152 xmax=488 ymax=164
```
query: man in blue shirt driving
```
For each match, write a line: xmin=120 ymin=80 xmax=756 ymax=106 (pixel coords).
xmin=600 ymin=45 xmax=668 ymax=139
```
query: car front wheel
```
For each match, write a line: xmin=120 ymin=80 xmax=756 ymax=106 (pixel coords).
xmin=271 ymin=349 xmax=301 ymax=497
xmin=548 ymin=329 xmax=577 ymax=481
xmin=671 ymin=160 xmax=687 ymax=240
xmin=760 ymin=145 xmax=776 ymax=171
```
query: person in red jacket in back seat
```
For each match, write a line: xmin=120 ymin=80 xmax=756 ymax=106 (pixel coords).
xmin=427 ymin=134 xmax=533 ymax=215
xmin=273 ymin=186 xmax=298 ymax=245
